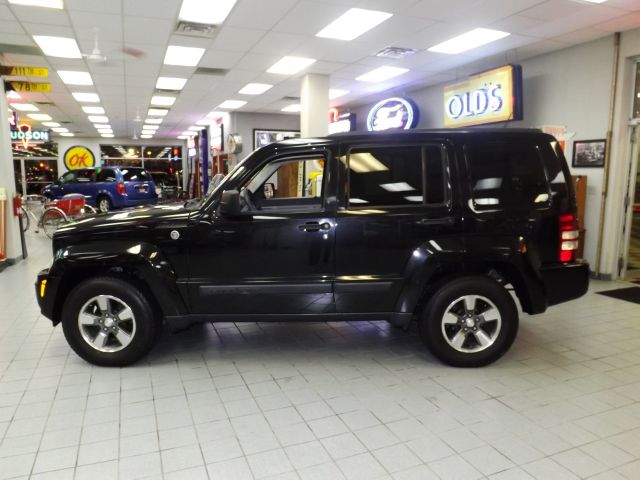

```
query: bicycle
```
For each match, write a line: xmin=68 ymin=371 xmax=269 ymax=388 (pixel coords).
xmin=19 ymin=194 xmax=45 ymax=234
xmin=40 ymin=194 xmax=97 ymax=238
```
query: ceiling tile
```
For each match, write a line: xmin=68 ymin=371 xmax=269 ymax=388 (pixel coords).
xmin=226 ymin=0 xmax=298 ymax=30
xmin=124 ymin=0 xmax=180 ymax=19
xmin=272 ymin=1 xmax=345 ymax=35
xmin=124 ymin=16 xmax=173 ymax=45
xmin=211 ymin=26 xmax=266 ymax=52
xmin=199 ymin=49 xmax=244 ymax=69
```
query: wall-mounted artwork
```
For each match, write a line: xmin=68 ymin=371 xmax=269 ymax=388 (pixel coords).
xmin=572 ymin=139 xmax=606 ymax=168
xmin=253 ymin=129 xmax=300 ymax=149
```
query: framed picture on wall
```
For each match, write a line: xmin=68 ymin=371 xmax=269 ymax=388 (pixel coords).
xmin=253 ymin=129 xmax=300 ymax=149
xmin=572 ymin=139 xmax=606 ymax=168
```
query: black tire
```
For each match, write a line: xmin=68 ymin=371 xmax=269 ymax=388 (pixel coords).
xmin=61 ymin=277 xmax=160 ymax=367
xmin=97 ymin=195 xmax=111 ymax=213
xmin=20 ymin=207 xmax=30 ymax=232
xmin=419 ymin=276 xmax=518 ymax=367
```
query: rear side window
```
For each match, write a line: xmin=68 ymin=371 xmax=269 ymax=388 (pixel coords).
xmin=95 ymin=169 xmax=116 ymax=182
xmin=542 ymin=141 xmax=572 ymax=211
xmin=121 ymin=169 xmax=151 ymax=182
xmin=465 ymin=142 xmax=550 ymax=212
xmin=345 ymin=145 xmax=446 ymax=207
xmin=75 ymin=170 xmax=94 ymax=183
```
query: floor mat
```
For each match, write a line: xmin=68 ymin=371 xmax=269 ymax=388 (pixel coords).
xmin=597 ymin=286 xmax=640 ymax=304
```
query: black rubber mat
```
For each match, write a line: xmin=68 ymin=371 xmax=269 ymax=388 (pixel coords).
xmin=597 ymin=287 xmax=640 ymax=304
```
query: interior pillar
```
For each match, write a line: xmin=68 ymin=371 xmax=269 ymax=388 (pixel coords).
xmin=300 ymin=74 xmax=329 ymax=138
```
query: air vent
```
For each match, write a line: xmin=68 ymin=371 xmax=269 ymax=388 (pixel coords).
xmin=156 ymin=88 xmax=181 ymax=94
xmin=194 ymin=67 xmax=229 ymax=76
xmin=282 ymin=96 xmax=300 ymax=101
xmin=35 ymin=101 xmax=54 ymax=106
xmin=0 ymin=44 xmax=41 ymax=56
xmin=175 ymin=21 xmax=218 ymax=38
xmin=60 ymin=121 xmax=72 ymax=124
xmin=375 ymin=46 xmax=418 ymax=59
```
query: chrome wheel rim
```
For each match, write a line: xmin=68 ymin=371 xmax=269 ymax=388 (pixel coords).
xmin=98 ymin=199 xmax=109 ymax=212
xmin=41 ymin=212 xmax=64 ymax=238
xmin=78 ymin=295 xmax=136 ymax=353
xmin=441 ymin=295 xmax=502 ymax=353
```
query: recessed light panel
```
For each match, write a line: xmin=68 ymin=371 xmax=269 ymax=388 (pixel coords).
xmin=33 ymin=35 xmax=82 ymax=58
xmin=148 ymin=109 xmax=169 ymax=117
xmin=151 ymin=95 xmax=176 ymax=106
xmin=140 ymin=134 xmax=153 ymax=139
xmin=179 ymin=0 xmax=237 ymax=24
xmin=141 ymin=129 xmax=156 ymax=135
xmin=218 ymin=100 xmax=246 ymax=109
xmin=59 ymin=132 xmax=74 ymax=136
xmin=27 ymin=113 xmax=52 ymax=120
xmin=428 ymin=28 xmax=510 ymax=54
xmin=239 ymin=83 xmax=272 ymax=95
xmin=58 ymin=70 xmax=93 ymax=85
xmin=316 ymin=8 xmax=392 ymax=41
xmin=145 ymin=118 xmax=163 ymax=124
xmin=82 ymin=106 xmax=105 ymax=114
xmin=267 ymin=56 xmax=316 ymax=75
xmin=188 ymin=126 xmax=201 ymax=131
xmin=356 ymin=66 xmax=409 ymax=82
xmin=51 ymin=127 xmax=68 ymax=133
xmin=163 ymin=45 xmax=205 ymax=66
xmin=196 ymin=118 xmax=211 ymax=126
xmin=156 ymin=77 xmax=187 ymax=90
xmin=88 ymin=115 xmax=109 ymax=123
xmin=143 ymin=125 xmax=159 ymax=130
xmin=97 ymin=129 xmax=112 ymax=134
xmin=72 ymin=92 xmax=100 ymax=103
xmin=101 ymin=133 xmax=114 ymax=138
xmin=93 ymin=123 xmax=110 ymax=129
xmin=10 ymin=103 xmax=38 ymax=111
xmin=182 ymin=131 xmax=198 ymax=136
xmin=42 ymin=121 xmax=60 ymax=127
xmin=6 ymin=91 xmax=21 ymax=100
xmin=8 ymin=0 xmax=63 ymax=8
xmin=281 ymin=104 xmax=301 ymax=113
xmin=177 ymin=135 xmax=189 ymax=139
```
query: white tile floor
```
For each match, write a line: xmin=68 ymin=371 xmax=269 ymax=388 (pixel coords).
xmin=1 ymin=231 xmax=640 ymax=479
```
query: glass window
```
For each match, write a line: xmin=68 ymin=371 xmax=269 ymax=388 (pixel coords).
xmin=60 ymin=171 xmax=77 ymax=184
xmin=345 ymin=145 xmax=446 ymax=207
xmin=95 ymin=168 xmax=117 ymax=182
xmin=121 ymin=168 xmax=151 ymax=182
xmin=633 ymin=62 xmax=640 ymax=120
xmin=466 ymin=142 xmax=550 ymax=211
xmin=76 ymin=169 xmax=94 ymax=182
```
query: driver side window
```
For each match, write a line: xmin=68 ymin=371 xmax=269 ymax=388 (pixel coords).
xmin=241 ymin=156 xmax=326 ymax=212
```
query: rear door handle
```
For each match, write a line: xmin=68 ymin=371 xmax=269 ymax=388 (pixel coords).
xmin=298 ymin=222 xmax=332 ymax=232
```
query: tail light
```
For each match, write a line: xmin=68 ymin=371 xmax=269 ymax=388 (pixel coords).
xmin=559 ymin=214 xmax=579 ymax=262
xmin=117 ymin=182 xmax=126 ymax=195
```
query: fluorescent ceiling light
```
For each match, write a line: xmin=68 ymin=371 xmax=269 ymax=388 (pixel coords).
xmin=577 ymin=0 xmax=607 ymax=3
xmin=182 ymin=131 xmax=198 ymax=136
xmin=217 ymin=100 xmax=246 ymax=109
xmin=238 ymin=83 xmax=272 ymax=95
xmin=148 ymin=108 xmax=169 ymax=116
xmin=88 ymin=115 xmax=109 ymax=123
xmin=163 ymin=45 xmax=205 ymax=66
xmin=97 ymin=129 xmax=112 ymax=134
xmin=151 ymin=95 xmax=176 ymax=106
xmin=72 ymin=92 xmax=100 ymax=103
xmin=140 ymin=134 xmax=153 ymax=139
xmin=356 ymin=66 xmax=409 ymax=82
xmin=188 ymin=126 xmax=201 ymax=131
xmin=316 ymin=8 xmax=392 ymax=41
xmin=143 ymin=124 xmax=159 ymax=130
xmin=281 ymin=104 xmax=301 ymax=113
xmin=101 ymin=133 xmax=114 ymax=138
xmin=10 ymin=103 xmax=38 ymax=111
xmin=329 ymin=89 xmax=349 ymax=99
xmin=179 ymin=0 xmax=237 ymax=24
xmin=177 ymin=135 xmax=189 ymax=139
xmin=93 ymin=123 xmax=110 ymax=129
xmin=267 ymin=56 xmax=316 ymax=75
xmin=51 ymin=127 xmax=68 ymax=133
xmin=82 ymin=106 xmax=105 ymax=114
xmin=8 ymin=0 xmax=63 ymax=8
xmin=380 ymin=182 xmax=414 ymax=192
xmin=196 ymin=118 xmax=211 ymax=126
xmin=42 ymin=121 xmax=60 ymax=127
xmin=58 ymin=70 xmax=93 ymax=85
xmin=141 ymin=129 xmax=156 ymax=135
xmin=145 ymin=118 xmax=163 ymax=124
xmin=59 ymin=132 xmax=74 ymax=137
xmin=33 ymin=35 xmax=82 ymax=58
xmin=428 ymin=28 xmax=510 ymax=54
xmin=156 ymin=77 xmax=187 ymax=90
xmin=27 ymin=113 xmax=52 ymax=120
xmin=6 ymin=91 xmax=21 ymax=100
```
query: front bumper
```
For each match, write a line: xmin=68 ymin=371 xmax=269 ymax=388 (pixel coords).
xmin=540 ymin=260 xmax=590 ymax=306
xmin=35 ymin=268 xmax=58 ymax=323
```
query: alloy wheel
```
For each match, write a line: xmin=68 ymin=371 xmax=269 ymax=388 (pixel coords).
xmin=77 ymin=294 xmax=136 ymax=353
xmin=440 ymin=294 xmax=502 ymax=354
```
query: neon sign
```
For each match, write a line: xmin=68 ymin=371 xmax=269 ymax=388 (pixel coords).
xmin=328 ymin=108 xmax=355 ymax=134
xmin=444 ymin=64 xmax=523 ymax=128
xmin=10 ymin=124 xmax=50 ymax=148
xmin=366 ymin=97 xmax=419 ymax=132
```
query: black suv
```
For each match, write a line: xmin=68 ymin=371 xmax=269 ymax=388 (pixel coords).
xmin=35 ymin=129 xmax=589 ymax=367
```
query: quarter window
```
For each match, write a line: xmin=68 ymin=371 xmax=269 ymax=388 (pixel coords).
xmin=75 ymin=170 xmax=94 ymax=183
xmin=345 ymin=145 xmax=446 ymax=207
xmin=95 ymin=169 xmax=116 ymax=182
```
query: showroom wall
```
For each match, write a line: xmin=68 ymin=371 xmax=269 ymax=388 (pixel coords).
xmin=350 ymin=34 xmax=618 ymax=269
xmin=228 ymin=112 xmax=300 ymax=156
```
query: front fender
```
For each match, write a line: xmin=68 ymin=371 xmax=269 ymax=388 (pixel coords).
xmin=48 ymin=240 xmax=188 ymax=323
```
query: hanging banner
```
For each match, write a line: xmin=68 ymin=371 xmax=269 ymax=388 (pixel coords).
xmin=64 ymin=145 xmax=95 ymax=169
xmin=444 ymin=64 xmax=523 ymax=128
xmin=0 ymin=65 xmax=48 ymax=77
xmin=4 ymin=80 xmax=51 ymax=92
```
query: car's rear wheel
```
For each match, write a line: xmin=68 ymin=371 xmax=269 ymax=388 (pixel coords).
xmin=97 ymin=195 xmax=111 ymax=213
xmin=419 ymin=276 xmax=518 ymax=367
xmin=61 ymin=277 xmax=160 ymax=366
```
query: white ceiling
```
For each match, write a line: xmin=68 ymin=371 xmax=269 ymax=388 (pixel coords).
xmin=2 ymin=0 xmax=639 ymax=140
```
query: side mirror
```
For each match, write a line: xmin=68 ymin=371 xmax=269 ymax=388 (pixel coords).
xmin=219 ymin=189 xmax=241 ymax=217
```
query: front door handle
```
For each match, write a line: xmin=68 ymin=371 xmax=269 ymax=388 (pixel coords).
xmin=298 ymin=222 xmax=332 ymax=232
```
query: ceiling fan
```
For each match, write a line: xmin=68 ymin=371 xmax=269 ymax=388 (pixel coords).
xmin=82 ymin=27 xmax=148 ymax=64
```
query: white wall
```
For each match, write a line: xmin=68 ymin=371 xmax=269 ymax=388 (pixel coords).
xmin=350 ymin=35 xmax=619 ymax=270
xmin=228 ymin=112 xmax=300 ymax=160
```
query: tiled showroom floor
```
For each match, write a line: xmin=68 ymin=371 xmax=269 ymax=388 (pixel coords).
xmin=1 ymin=232 xmax=640 ymax=480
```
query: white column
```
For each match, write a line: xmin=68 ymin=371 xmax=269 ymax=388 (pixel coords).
xmin=0 ymin=82 xmax=22 ymax=263
xmin=300 ymin=74 xmax=330 ymax=138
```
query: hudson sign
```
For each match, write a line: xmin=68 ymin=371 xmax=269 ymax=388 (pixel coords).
xmin=444 ymin=64 xmax=523 ymax=128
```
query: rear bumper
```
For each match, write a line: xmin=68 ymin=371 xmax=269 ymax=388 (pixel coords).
xmin=540 ymin=260 xmax=590 ymax=306
xmin=35 ymin=268 xmax=58 ymax=323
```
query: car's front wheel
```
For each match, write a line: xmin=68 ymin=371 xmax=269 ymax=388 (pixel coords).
xmin=419 ymin=276 xmax=518 ymax=367
xmin=61 ymin=277 xmax=160 ymax=366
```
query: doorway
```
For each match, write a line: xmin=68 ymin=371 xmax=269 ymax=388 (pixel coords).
xmin=621 ymin=125 xmax=640 ymax=282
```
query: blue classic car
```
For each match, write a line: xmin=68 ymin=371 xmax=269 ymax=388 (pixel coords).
xmin=42 ymin=167 xmax=158 ymax=213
